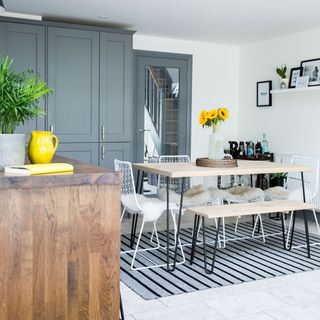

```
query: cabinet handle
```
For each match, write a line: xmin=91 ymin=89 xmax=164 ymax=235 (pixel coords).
xmin=101 ymin=145 xmax=106 ymax=160
xmin=50 ymin=125 xmax=54 ymax=133
xmin=102 ymin=125 xmax=105 ymax=140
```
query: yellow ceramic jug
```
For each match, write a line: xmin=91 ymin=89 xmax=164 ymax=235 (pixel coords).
xmin=28 ymin=131 xmax=59 ymax=164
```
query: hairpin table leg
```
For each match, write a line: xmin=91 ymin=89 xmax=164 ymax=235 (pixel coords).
xmin=190 ymin=214 xmax=200 ymax=265
xmin=169 ymin=177 xmax=185 ymax=272
xmin=301 ymin=171 xmax=311 ymax=258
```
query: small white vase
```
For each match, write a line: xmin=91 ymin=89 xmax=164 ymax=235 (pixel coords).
xmin=208 ymin=126 xmax=224 ymax=160
xmin=280 ymin=78 xmax=289 ymax=89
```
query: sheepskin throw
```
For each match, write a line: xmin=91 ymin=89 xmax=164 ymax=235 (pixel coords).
xmin=265 ymin=186 xmax=312 ymax=202
xmin=121 ymin=194 xmax=167 ymax=222
xmin=225 ymin=186 xmax=265 ymax=202
xmin=158 ymin=184 xmax=212 ymax=205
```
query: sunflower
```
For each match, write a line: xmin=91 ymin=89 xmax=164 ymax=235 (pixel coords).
xmin=218 ymin=107 xmax=229 ymax=121
xmin=207 ymin=109 xmax=218 ymax=120
xmin=199 ymin=110 xmax=208 ymax=126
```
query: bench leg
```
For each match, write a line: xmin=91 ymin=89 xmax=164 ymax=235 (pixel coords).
xmin=203 ymin=217 xmax=221 ymax=274
xmin=287 ymin=211 xmax=296 ymax=250
xmin=190 ymin=214 xmax=201 ymax=265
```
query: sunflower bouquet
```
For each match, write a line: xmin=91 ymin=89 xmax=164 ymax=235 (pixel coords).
xmin=199 ymin=107 xmax=229 ymax=131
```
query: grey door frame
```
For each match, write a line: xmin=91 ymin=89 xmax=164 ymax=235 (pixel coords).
xmin=133 ymin=50 xmax=192 ymax=162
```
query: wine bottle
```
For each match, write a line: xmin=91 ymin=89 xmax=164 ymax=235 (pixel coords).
xmin=239 ymin=141 xmax=246 ymax=157
xmin=255 ymin=142 xmax=262 ymax=155
xmin=247 ymin=141 xmax=254 ymax=157
xmin=261 ymin=133 xmax=268 ymax=154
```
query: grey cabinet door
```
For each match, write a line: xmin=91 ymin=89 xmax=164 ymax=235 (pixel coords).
xmin=99 ymin=142 xmax=131 ymax=169
xmin=100 ymin=33 xmax=132 ymax=143
xmin=47 ymin=27 xmax=99 ymax=143
xmin=56 ymin=143 xmax=99 ymax=165
xmin=0 ymin=22 xmax=45 ymax=136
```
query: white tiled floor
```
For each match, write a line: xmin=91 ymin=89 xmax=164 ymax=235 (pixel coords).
xmin=121 ymin=216 xmax=320 ymax=320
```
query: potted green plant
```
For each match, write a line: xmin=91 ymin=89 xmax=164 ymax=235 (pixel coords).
xmin=276 ymin=64 xmax=288 ymax=89
xmin=0 ymin=56 xmax=52 ymax=170
xmin=269 ymin=172 xmax=287 ymax=187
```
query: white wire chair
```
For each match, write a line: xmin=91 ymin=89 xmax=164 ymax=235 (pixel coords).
xmin=156 ymin=155 xmax=224 ymax=248
xmin=114 ymin=159 xmax=185 ymax=270
xmin=155 ymin=155 xmax=191 ymax=244
xmin=158 ymin=155 xmax=191 ymax=193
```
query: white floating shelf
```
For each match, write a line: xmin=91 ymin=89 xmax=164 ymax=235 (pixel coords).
xmin=271 ymin=86 xmax=320 ymax=94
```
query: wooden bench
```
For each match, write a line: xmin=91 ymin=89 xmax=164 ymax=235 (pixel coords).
xmin=186 ymin=200 xmax=315 ymax=274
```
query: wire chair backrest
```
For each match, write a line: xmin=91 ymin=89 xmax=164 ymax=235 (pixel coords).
xmin=274 ymin=152 xmax=293 ymax=165
xmin=114 ymin=159 xmax=136 ymax=196
xmin=158 ymin=155 xmax=191 ymax=193
xmin=286 ymin=155 xmax=320 ymax=203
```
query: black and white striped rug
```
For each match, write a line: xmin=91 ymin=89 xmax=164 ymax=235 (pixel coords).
xmin=120 ymin=220 xmax=320 ymax=300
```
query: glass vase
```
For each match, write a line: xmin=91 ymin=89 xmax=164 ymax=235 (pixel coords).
xmin=208 ymin=126 xmax=224 ymax=160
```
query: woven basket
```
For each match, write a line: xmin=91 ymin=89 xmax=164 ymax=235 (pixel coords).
xmin=196 ymin=158 xmax=238 ymax=168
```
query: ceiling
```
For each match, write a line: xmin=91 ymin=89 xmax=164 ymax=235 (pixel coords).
xmin=4 ymin=0 xmax=320 ymax=44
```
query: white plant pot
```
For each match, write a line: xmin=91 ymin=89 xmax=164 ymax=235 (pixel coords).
xmin=0 ymin=134 xmax=26 ymax=170
xmin=280 ymin=78 xmax=289 ymax=89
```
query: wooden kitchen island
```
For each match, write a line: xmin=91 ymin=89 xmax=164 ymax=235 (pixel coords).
xmin=0 ymin=157 xmax=122 ymax=320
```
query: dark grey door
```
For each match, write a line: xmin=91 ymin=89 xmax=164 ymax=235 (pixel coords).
xmin=100 ymin=32 xmax=132 ymax=143
xmin=47 ymin=27 xmax=99 ymax=143
xmin=134 ymin=51 xmax=192 ymax=162
xmin=0 ymin=22 xmax=45 ymax=137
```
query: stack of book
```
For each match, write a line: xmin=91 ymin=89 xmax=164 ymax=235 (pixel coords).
xmin=4 ymin=163 xmax=74 ymax=176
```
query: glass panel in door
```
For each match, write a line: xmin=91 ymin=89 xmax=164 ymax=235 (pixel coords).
xmin=143 ymin=65 xmax=180 ymax=159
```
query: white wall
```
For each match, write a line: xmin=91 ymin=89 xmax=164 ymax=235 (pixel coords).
xmin=133 ymin=34 xmax=239 ymax=161
xmin=239 ymin=27 xmax=320 ymax=156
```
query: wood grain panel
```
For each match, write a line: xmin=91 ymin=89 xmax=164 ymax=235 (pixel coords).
xmin=0 ymin=183 xmax=120 ymax=320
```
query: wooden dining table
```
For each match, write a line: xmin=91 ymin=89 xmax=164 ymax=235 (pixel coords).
xmin=132 ymin=160 xmax=313 ymax=272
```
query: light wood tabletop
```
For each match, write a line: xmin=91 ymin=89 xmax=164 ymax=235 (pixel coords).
xmin=132 ymin=160 xmax=312 ymax=178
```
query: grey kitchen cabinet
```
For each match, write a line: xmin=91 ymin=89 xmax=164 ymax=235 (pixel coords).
xmin=56 ymin=143 xmax=99 ymax=165
xmin=0 ymin=16 xmax=134 ymax=165
xmin=47 ymin=27 xmax=100 ymax=143
xmin=99 ymin=142 xmax=131 ymax=169
xmin=100 ymin=32 xmax=132 ymax=143
xmin=0 ymin=22 xmax=46 ymax=136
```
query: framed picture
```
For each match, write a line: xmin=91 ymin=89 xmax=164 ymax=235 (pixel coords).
xmin=300 ymin=58 xmax=320 ymax=86
xmin=289 ymin=67 xmax=302 ymax=88
xmin=257 ymin=81 xmax=272 ymax=107
xmin=295 ymin=76 xmax=310 ymax=88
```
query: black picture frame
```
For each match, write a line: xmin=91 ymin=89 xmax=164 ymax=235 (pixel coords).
xmin=300 ymin=58 xmax=320 ymax=86
xmin=257 ymin=81 xmax=272 ymax=107
xmin=289 ymin=67 xmax=302 ymax=88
